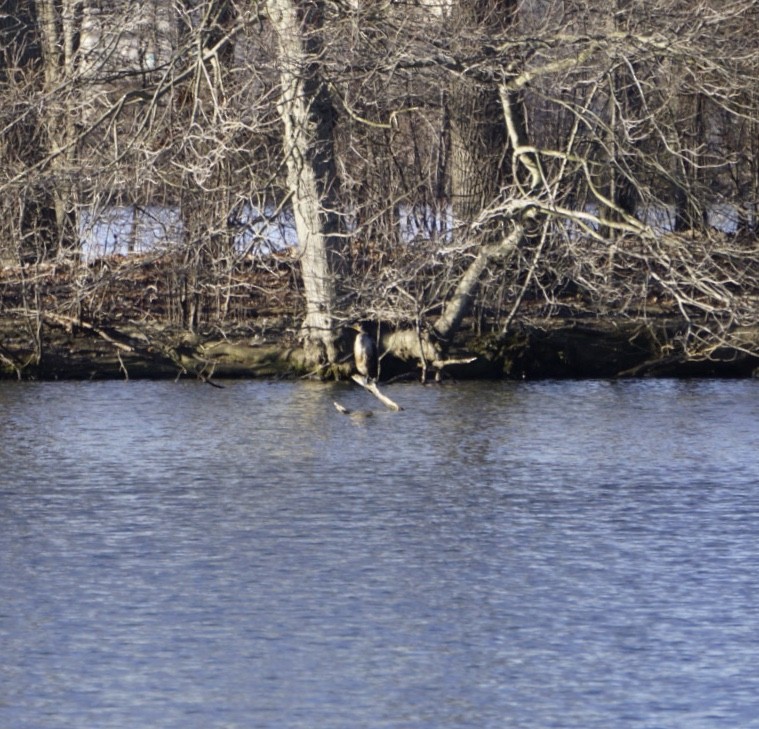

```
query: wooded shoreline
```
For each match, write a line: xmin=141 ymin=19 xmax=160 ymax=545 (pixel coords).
xmin=3 ymin=309 xmax=758 ymax=383
xmin=3 ymin=3 xmax=759 ymax=384
xmin=3 ymin=254 xmax=759 ymax=383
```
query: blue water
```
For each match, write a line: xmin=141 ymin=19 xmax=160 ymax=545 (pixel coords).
xmin=1 ymin=379 xmax=759 ymax=728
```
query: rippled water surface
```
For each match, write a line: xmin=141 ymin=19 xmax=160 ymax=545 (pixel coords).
xmin=2 ymin=378 xmax=759 ymax=728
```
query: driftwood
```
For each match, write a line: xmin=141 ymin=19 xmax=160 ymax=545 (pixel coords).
xmin=431 ymin=356 xmax=477 ymax=368
xmin=39 ymin=310 xmax=137 ymax=353
xmin=379 ymin=328 xmax=479 ymax=382
xmin=351 ymin=374 xmax=403 ymax=411
xmin=333 ymin=401 xmax=374 ymax=417
xmin=430 ymin=356 xmax=478 ymax=381
xmin=29 ymin=310 xmax=225 ymax=386
xmin=332 ymin=375 xmax=403 ymax=417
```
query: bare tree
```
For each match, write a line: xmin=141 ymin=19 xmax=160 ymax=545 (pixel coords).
xmin=264 ymin=0 xmax=343 ymax=369
xmin=3 ymin=0 xmax=759 ymax=380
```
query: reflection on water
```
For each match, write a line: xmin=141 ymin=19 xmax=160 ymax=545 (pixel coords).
xmin=2 ymin=379 xmax=759 ymax=728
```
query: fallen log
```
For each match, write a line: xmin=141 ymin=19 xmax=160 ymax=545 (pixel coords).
xmin=351 ymin=374 xmax=403 ymax=411
xmin=22 ymin=310 xmax=225 ymax=385
xmin=333 ymin=401 xmax=374 ymax=418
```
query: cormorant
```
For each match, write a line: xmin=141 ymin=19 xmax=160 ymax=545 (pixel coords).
xmin=351 ymin=323 xmax=378 ymax=380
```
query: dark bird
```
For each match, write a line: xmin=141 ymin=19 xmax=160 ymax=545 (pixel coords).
xmin=351 ymin=322 xmax=378 ymax=380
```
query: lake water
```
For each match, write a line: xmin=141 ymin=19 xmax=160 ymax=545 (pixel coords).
xmin=2 ymin=378 xmax=759 ymax=728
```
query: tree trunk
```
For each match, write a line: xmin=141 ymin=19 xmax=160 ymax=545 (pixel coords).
xmin=447 ymin=0 xmax=513 ymax=227
xmin=434 ymin=223 xmax=523 ymax=341
xmin=432 ymin=0 xmax=521 ymax=345
xmin=37 ymin=0 xmax=80 ymax=254
xmin=598 ymin=0 xmax=640 ymax=241
xmin=265 ymin=0 xmax=342 ymax=368
xmin=673 ymin=93 xmax=708 ymax=232
xmin=448 ymin=80 xmax=507 ymax=226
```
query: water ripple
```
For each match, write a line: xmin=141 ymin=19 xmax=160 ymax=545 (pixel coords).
xmin=2 ymin=379 xmax=759 ymax=728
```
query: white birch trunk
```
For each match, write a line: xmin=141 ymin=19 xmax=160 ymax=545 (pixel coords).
xmin=265 ymin=0 xmax=340 ymax=367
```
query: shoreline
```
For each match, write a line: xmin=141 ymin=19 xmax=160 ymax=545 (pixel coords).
xmin=3 ymin=311 xmax=758 ymax=382
xmin=3 ymin=255 xmax=759 ymax=382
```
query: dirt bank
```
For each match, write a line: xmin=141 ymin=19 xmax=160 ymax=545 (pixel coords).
xmin=3 ymin=308 xmax=759 ymax=382
xmin=3 ymin=256 xmax=759 ymax=381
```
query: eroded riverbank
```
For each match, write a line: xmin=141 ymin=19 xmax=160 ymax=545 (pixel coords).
xmin=3 ymin=310 xmax=759 ymax=382
xmin=3 ymin=256 xmax=759 ymax=381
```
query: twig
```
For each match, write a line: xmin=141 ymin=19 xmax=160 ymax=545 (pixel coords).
xmin=117 ymin=350 xmax=129 ymax=381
